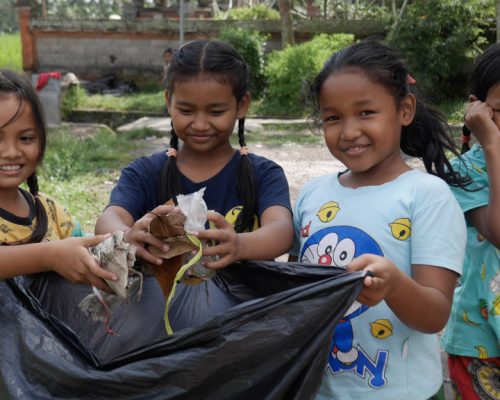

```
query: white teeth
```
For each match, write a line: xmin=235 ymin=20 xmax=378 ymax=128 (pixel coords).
xmin=0 ymin=165 xmax=21 ymax=171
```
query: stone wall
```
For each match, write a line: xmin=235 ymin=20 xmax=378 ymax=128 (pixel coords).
xmin=18 ymin=6 xmax=385 ymax=82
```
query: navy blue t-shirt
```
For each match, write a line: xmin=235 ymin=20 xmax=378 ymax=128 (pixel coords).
xmin=108 ymin=150 xmax=291 ymax=222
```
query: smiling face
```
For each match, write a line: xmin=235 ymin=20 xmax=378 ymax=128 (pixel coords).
xmin=319 ymin=68 xmax=415 ymax=187
xmin=166 ymin=75 xmax=250 ymax=157
xmin=0 ymin=94 xmax=41 ymax=195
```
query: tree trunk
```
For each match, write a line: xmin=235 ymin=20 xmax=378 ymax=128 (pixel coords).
xmin=497 ymin=0 xmax=500 ymax=43
xmin=278 ymin=0 xmax=294 ymax=47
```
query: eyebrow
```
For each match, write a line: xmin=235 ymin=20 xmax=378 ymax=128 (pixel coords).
xmin=174 ymin=100 xmax=230 ymax=108
xmin=322 ymin=99 xmax=378 ymax=111
xmin=0 ymin=127 xmax=38 ymax=134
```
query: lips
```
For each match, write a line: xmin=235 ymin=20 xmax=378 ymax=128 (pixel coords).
xmin=189 ymin=134 xmax=213 ymax=143
xmin=0 ymin=164 xmax=23 ymax=175
xmin=342 ymin=144 xmax=369 ymax=155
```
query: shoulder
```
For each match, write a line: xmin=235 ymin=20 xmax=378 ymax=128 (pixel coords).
xmin=37 ymin=192 xmax=77 ymax=238
xmin=247 ymin=153 xmax=283 ymax=171
xmin=450 ymin=145 xmax=487 ymax=183
xmin=36 ymin=192 xmax=70 ymax=212
xmin=403 ymin=170 xmax=454 ymax=200
xmin=127 ymin=151 xmax=167 ymax=171
xmin=247 ymin=153 xmax=288 ymax=185
xmin=299 ymin=174 xmax=335 ymax=196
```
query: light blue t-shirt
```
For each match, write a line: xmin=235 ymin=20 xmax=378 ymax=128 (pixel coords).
xmin=290 ymin=170 xmax=466 ymax=400
xmin=441 ymin=144 xmax=500 ymax=359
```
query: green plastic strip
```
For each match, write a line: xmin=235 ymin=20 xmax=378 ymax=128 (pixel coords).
xmin=164 ymin=233 xmax=203 ymax=335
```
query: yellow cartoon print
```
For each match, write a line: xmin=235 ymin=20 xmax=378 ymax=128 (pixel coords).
xmin=224 ymin=206 xmax=259 ymax=231
xmin=370 ymin=319 xmax=393 ymax=339
xmin=316 ymin=201 xmax=340 ymax=223
xmin=389 ymin=218 xmax=411 ymax=241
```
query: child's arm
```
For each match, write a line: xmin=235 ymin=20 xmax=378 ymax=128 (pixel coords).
xmin=195 ymin=206 xmax=294 ymax=269
xmin=95 ymin=204 xmax=173 ymax=266
xmin=347 ymin=254 xmax=458 ymax=333
xmin=0 ymin=235 xmax=117 ymax=292
xmin=463 ymin=96 xmax=500 ymax=248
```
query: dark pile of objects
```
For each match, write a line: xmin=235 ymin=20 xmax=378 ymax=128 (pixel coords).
xmin=80 ymin=74 xmax=137 ymax=96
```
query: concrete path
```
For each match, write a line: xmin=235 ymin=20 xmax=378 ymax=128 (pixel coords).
xmin=116 ymin=116 xmax=306 ymax=134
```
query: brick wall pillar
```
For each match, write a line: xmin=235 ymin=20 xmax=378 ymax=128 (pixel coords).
xmin=17 ymin=2 xmax=36 ymax=71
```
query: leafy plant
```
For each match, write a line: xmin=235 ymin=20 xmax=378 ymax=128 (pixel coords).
xmin=219 ymin=28 xmax=268 ymax=99
xmin=387 ymin=0 xmax=494 ymax=100
xmin=261 ymin=34 xmax=355 ymax=116
xmin=0 ymin=33 xmax=21 ymax=71
xmin=216 ymin=4 xmax=280 ymax=20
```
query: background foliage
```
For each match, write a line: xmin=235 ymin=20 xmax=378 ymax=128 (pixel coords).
xmin=0 ymin=0 xmax=18 ymax=33
xmin=261 ymin=33 xmax=354 ymax=116
xmin=219 ymin=27 xmax=268 ymax=99
xmin=387 ymin=0 xmax=495 ymax=100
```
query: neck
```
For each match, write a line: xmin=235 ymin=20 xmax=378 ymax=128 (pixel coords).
xmin=0 ymin=187 xmax=30 ymax=217
xmin=176 ymin=144 xmax=236 ymax=182
xmin=340 ymin=157 xmax=411 ymax=189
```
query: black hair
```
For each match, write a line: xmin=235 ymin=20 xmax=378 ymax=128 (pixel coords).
xmin=160 ymin=40 xmax=256 ymax=233
xmin=0 ymin=69 xmax=48 ymax=243
xmin=306 ymin=40 xmax=469 ymax=188
xmin=163 ymin=47 xmax=174 ymax=57
xmin=461 ymin=43 xmax=500 ymax=153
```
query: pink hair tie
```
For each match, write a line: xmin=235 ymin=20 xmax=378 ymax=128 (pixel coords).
xmin=407 ymin=74 xmax=417 ymax=86
xmin=167 ymin=148 xmax=177 ymax=158
xmin=240 ymin=146 xmax=249 ymax=156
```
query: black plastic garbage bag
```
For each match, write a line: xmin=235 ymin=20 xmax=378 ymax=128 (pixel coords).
xmin=0 ymin=260 xmax=365 ymax=400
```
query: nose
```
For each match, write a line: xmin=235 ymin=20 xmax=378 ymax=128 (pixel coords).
xmin=191 ymin=112 xmax=210 ymax=131
xmin=0 ymin=139 xmax=22 ymax=158
xmin=340 ymin=119 xmax=362 ymax=141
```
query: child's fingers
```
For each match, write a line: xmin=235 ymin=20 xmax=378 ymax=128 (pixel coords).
xmin=82 ymin=233 xmax=111 ymax=247
xmin=206 ymin=211 xmax=230 ymax=228
xmin=88 ymin=276 xmax=113 ymax=293
xmin=346 ymin=254 xmax=372 ymax=272
xmin=87 ymin=258 xmax=118 ymax=282
xmin=148 ymin=204 xmax=177 ymax=216
xmin=202 ymin=254 xmax=231 ymax=270
xmin=134 ymin=245 xmax=164 ymax=266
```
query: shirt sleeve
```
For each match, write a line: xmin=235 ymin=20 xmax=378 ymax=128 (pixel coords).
xmin=253 ymin=157 xmax=292 ymax=217
xmin=411 ymin=177 xmax=466 ymax=275
xmin=108 ymin=153 xmax=166 ymax=221
xmin=450 ymin=148 xmax=489 ymax=214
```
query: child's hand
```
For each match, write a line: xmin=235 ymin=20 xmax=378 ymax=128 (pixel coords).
xmin=195 ymin=211 xmax=240 ymax=269
xmin=465 ymin=95 xmax=500 ymax=147
xmin=49 ymin=235 xmax=117 ymax=293
xmin=123 ymin=204 xmax=175 ymax=266
xmin=346 ymin=254 xmax=404 ymax=306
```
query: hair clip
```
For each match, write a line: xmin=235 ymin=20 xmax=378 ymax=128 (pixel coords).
xmin=240 ymin=146 xmax=249 ymax=156
xmin=407 ymin=74 xmax=417 ymax=86
xmin=167 ymin=148 xmax=177 ymax=158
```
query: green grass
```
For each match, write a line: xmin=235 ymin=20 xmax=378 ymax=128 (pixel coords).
xmin=38 ymin=127 xmax=143 ymax=232
xmin=78 ymin=90 xmax=165 ymax=113
xmin=0 ymin=33 xmax=22 ymax=71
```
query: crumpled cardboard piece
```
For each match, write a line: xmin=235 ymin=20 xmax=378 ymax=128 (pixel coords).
xmin=79 ymin=231 xmax=141 ymax=325
xmin=147 ymin=211 xmax=199 ymax=299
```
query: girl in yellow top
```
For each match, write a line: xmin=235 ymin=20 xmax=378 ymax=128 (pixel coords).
xmin=0 ymin=69 xmax=115 ymax=290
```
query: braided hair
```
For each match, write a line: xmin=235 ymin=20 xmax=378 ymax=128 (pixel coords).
xmin=306 ymin=40 xmax=470 ymax=188
xmin=0 ymin=69 xmax=48 ymax=243
xmin=160 ymin=40 xmax=256 ymax=233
